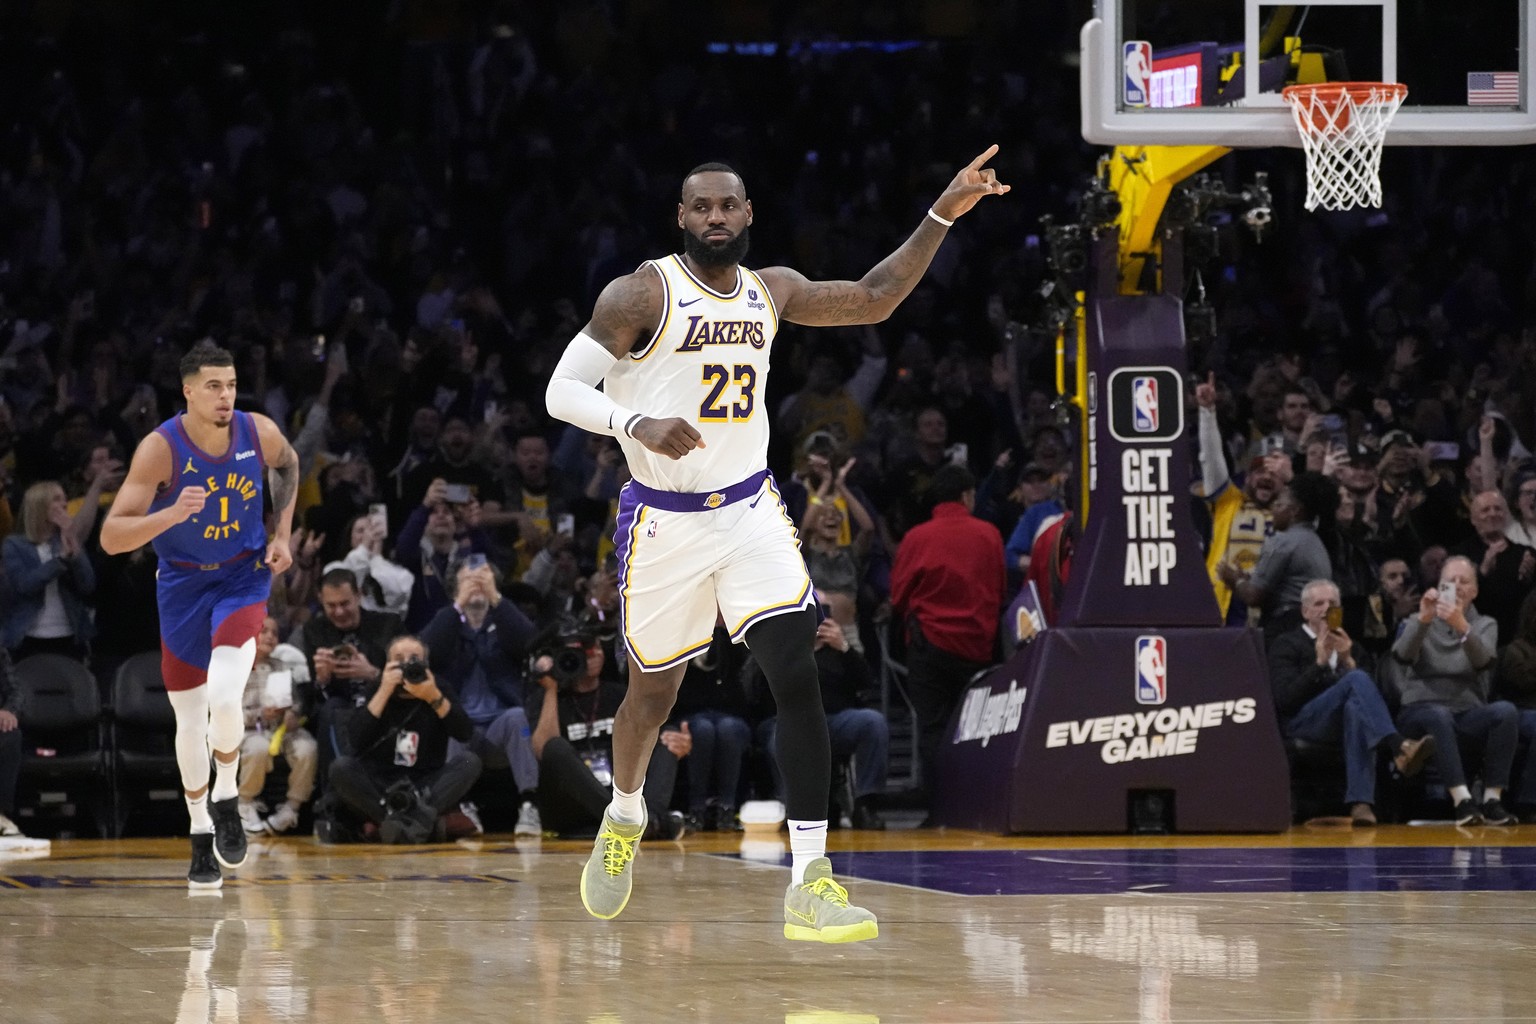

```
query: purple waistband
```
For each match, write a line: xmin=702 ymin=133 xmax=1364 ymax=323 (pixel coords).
xmin=627 ymin=469 xmax=770 ymax=513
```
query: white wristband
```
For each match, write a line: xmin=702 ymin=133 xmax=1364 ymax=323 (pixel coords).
xmin=926 ymin=208 xmax=954 ymax=228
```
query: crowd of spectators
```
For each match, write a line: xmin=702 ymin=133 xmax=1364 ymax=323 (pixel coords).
xmin=4 ymin=2 xmax=1536 ymax=837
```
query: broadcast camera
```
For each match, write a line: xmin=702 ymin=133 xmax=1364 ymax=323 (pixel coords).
xmin=527 ymin=623 xmax=593 ymax=691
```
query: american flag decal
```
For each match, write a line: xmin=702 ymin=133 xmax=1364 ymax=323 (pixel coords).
xmin=1468 ymin=72 xmax=1521 ymax=106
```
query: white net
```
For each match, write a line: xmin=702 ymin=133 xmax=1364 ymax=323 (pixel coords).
xmin=1282 ymin=83 xmax=1408 ymax=211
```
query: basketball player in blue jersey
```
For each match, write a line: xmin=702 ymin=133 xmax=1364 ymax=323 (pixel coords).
xmin=547 ymin=146 xmax=1008 ymax=942
xmin=102 ymin=341 xmax=299 ymax=888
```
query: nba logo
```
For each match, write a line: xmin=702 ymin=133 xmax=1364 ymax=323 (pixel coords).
xmin=1132 ymin=376 xmax=1159 ymax=432
xmin=1135 ymin=635 xmax=1167 ymax=705
xmin=1124 ymin=41 xmax=1152 ymax=108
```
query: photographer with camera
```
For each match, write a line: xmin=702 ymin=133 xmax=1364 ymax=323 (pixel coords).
xmin=297 ymin=567 xmax=402 ymax=801
xmin=421 ymin=559 xmax=543 ymax=836
xmin=327 ymin=634 xmax=482 ymax=843
xmin=527 ymin=628 xmax=689 ymax=839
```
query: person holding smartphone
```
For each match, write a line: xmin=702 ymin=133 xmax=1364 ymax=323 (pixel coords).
xmin=1392 ymin=555 xmax=1520 ymax=826
xmin=1268 ymin=579 xmax=1436 ymax=826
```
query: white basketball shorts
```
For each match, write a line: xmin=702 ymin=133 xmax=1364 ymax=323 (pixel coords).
xmin=612 ymin=470 xmax=814 ymax=672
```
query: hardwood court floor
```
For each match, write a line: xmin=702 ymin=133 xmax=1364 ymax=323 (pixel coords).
xmin=5 ymin=824 xmax=1536 ymax=1023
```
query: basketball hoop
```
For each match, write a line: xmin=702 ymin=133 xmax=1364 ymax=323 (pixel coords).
xmin=1282 ymin=82 xmax=1408 ymax=211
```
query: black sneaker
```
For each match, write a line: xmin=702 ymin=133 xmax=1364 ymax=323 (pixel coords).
xmin=188 ymin=833 xmax=222 ymax=889
xmin=1480 ymin=798 xmax=1516 ymax=826
xmin=209 ymin=797 xmax=249 ymax=869
xmin=1452 ymin=798 xmax=1483 ymax=826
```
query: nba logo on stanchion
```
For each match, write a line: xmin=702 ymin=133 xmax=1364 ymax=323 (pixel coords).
xmin=1135 ymin=635 xmax=1167 ymax=705
xmin=1131 ymin=376 xmax=1159 ymax=433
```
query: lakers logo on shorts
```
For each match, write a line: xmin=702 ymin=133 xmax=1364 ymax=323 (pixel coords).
xmin=705 ymin=493 xmax=725 ymax=509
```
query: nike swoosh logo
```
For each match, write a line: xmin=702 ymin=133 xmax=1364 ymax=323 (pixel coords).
xmin=749 ymin=494 xmax=764 ymax=508
xmin=679 ymin=297 xmax=704 ymax=307
xmin=786 ymin=906 xmax=817 ymax=925
xmin=794 ymin=824 xmax=821 ymax=831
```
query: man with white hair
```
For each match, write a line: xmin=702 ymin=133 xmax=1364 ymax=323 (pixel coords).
xmin=1268 ymin=578 xmax=1435 ymax=826
xmin=1393 ymin=555 xmax=1519 ymax=825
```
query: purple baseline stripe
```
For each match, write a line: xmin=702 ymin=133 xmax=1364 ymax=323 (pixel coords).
xmin=718 ymin=846 xmax=1536 ymax=896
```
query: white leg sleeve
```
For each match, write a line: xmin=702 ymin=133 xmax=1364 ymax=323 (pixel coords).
xmin=167 ymin=686 xmax=212 ymax=793
xmin=206 ymin=641 xmax=257 ymax=755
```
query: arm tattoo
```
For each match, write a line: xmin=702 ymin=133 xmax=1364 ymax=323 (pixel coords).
xmin=782 ymin=218 xmax=947 ymax=326
xmin=268 ymin=444 xmax=299 ymax=514
xmin=590 ymin=271 xmax=661 ymax=356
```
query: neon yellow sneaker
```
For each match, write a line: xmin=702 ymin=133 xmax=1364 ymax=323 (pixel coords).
xmin=783 ymin=857 xmax=879 ymax=943
xmin=580 ymin=810 xmax=645 ymax=920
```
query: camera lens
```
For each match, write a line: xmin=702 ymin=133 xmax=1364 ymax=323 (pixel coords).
xmin=401 ymin=657 xmax=428 ymax=684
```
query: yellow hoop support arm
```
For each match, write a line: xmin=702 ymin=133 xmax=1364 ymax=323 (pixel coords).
xmin=1105 ymin=144 xmax=1230 ymax=294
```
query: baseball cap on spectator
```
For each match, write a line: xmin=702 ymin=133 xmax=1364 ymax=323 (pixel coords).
xmin=1379 ymin=429 xmax=1418 ymax=452
xmin=1018 ymin=462 xmax=1051 ymax=481
xmin=1346 ymin=442 xmax=1379 ymax=466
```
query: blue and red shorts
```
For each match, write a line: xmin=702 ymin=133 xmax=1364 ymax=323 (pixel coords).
xmin=157 ymin=551 xmax=272 ymax=692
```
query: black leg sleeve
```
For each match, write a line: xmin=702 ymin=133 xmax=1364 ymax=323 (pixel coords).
xmin=745 ymin=607 xmax=830 ymax=821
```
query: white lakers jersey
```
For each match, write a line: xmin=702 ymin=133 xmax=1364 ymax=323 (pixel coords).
xmin=605 ymin=254 xmax=779 ymax=492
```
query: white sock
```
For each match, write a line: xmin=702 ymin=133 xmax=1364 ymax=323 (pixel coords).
xmin=788 ymin=819 xmax=828 ymax=884
xmin=1485 ymin=787 xmax=1503 ymax=802
xmin=211 ymin=755 xmax=239 ymax=802
xmin=1450 ymin=785 xmax=1473 ymax=804
xmin=186 ymin=793 xmax=213 ymax=834
xmin=609 ymin=782 xmax=646 ymax=825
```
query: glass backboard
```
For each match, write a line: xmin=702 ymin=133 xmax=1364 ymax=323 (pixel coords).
xmin=1083 ymin=0 xmax=1536 ymax=146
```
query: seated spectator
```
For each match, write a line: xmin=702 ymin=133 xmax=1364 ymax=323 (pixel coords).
xmin=1505 ymin=472 xmax=1536 ymax=547
xmin=297 ymin=567 xmax=403 ymax=792
xmin=757 ymin=618 xmax=888 ymax=830
xmin=2 ymin=481 xmax=96 ymax=660
xmin=1220 ymin=472 xmax=1335 ymax=641
xmin=420 ymin=561 xmax=543 ymax=836
xmin=1361 ymin=558 xmax=1419 ymax=659
xmin=237 ymin=617 xmax=318 ymax=835
xmin=395 ymin=479 xmax=493 ymax=630
xmin=1450 ymin=490 xmax=1535 ymax=645
xmin=332 ymin=512 xmax=414 ymax=617
xmin=803 ymin=500 xmax=869 ymax=652
xmin=327 ymin=634 xmax=482 ymax=844
xmin=1393 ymin=555 xmax=1519 ymax=825
xmin=671 ymin=626 xmax=753 ymax=831
xmin=1495 ymin=589 xmax=1536 ymax=822
xmin=891 ymin=465 xmax=1005 ymax=811
xmin=1003 ymin=462 xmax=1065 ymax=583
xmin=527 ymin=628 xmax=688 ymax=839
xmin=0 ymin=647 xmax=33 ymax=843
xmin=1268 ymin=579 xmax=1434 ymax=826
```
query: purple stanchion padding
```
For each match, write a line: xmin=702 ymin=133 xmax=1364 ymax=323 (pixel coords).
xmin=932 ymin=235 xmax=1288 ymax=834
xmin=935 ymin=627 xmax=1290 ymax=833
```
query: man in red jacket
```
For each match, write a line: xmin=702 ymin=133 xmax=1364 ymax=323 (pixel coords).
xmin=891 ymin=464 xmax=1006 ymax=814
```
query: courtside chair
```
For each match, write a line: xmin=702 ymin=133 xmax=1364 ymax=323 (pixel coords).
xmin=110 ymin=652 xmax=185 ymax=837
xmin=12 ymin=653 xmax=112 ymax=837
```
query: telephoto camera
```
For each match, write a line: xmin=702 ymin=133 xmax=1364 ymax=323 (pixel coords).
xmin=528 ymin=623 xmax=591 ymax=691
xmin=400 ymin=656 xmax=430 ymax=685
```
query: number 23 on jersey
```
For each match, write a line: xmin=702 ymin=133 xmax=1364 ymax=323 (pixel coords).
xmin=699 ymin=363 xmax=758 ymax=421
